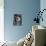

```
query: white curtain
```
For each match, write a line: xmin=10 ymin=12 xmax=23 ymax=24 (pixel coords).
xmin=0 ymin=0 xmax=4 ymax=42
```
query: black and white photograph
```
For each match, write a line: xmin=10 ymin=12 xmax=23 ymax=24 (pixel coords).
xmin=13 ymin=14 xmax=22 ymax=26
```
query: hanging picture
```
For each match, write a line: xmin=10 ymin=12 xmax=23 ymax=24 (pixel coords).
xmin=13 ymin=14 xmax=22 ymax=26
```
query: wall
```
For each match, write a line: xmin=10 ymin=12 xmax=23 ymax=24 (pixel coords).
xmin=4 ymin=0 xmax=40 ymax=42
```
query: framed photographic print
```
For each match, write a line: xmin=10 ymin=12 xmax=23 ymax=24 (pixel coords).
xmin=13 ymin=14 xmax=22 ymax=26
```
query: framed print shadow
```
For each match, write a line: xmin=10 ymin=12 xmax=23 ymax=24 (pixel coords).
xmin=13 ymin=14 xmax=22 ymax=26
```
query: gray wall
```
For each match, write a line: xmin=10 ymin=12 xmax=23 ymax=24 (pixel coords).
xmin=4 ymin=0 xmax=40 ymax=42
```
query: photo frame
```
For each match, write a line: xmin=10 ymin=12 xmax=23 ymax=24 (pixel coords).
xmin=13 ymin=14 xmax=22 ymax=26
